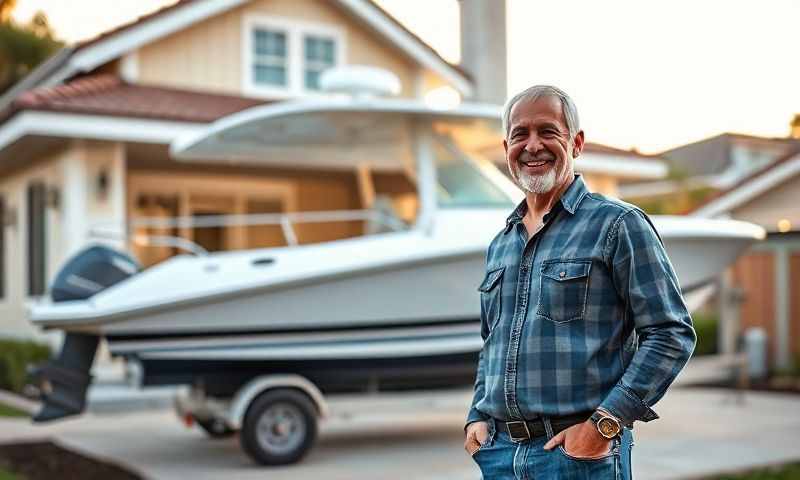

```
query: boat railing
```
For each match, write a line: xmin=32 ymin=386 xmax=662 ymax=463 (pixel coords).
xmin=89 ymin=208 xmax=408 ymax=255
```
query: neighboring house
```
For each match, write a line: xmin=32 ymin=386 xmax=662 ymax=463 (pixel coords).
xmin=692 ymin=151 xmax=800 ymax=369
xmin=620 ymin=132 xmax=800 ymax=202
xmin=577 ymin=143 xmax=666 ymax=197
xmin=0 ymin=0 xmax=667 ymax=343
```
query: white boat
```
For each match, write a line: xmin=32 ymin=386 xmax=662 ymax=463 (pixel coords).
xmin=28 ymin=85 xmax=765 ymax=427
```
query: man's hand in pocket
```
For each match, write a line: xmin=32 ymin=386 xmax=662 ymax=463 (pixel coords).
xmin=464 ymin=421 xmax=490 ymax=455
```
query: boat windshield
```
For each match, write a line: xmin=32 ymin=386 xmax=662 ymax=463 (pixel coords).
xmin=431 ymin=131 xmax=516 ymax=208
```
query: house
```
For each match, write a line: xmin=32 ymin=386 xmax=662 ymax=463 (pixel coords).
xmin=0 ymin=0 xmax=667 ymax=343
xmin=620 ymin=132 xmax=800 ymax=205
xmin=692 ymin=151 xmax=800 ymax=369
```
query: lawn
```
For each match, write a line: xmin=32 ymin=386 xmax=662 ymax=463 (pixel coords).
xmin=0 ymin=404 xmax=28 ymax=418
xmin=709 ymin=463 xmax=800 ymax=480
xmin=0 ymin=467 xmax=22 ymax=480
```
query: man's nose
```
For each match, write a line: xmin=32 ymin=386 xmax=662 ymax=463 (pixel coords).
xmin=524 ymin=135 xmax=543 ymax=153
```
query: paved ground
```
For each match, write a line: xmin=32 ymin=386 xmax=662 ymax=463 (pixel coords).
xmin=2 ymin=386 xmax=800 ymax=480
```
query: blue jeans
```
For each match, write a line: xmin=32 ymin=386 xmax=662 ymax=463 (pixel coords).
xmin=471 ymin=417 xmax=634 ymax=479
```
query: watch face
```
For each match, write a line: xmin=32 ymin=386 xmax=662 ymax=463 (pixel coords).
xmin=597 ymin=417 xmax=621 ymax=438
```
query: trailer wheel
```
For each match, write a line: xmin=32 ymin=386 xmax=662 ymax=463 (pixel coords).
xmin=240 ymin=389 xmax=318 ymax=465
xmin=197 ymin=418 xmax=236 ymax=439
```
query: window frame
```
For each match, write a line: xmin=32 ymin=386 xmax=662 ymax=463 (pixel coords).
xmin=302 ymin=34 xmax=337 ymax=91
xmin=26 ymin=180 xmax=47 ymax=298
xmin=242 ymin=15 xmax=346 ymax=98
xmin=251 ymin=28 xmax=290 ymax=89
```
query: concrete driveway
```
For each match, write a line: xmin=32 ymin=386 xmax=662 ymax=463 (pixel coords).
xmin=2 ymin=387 xmax=800 ymax=479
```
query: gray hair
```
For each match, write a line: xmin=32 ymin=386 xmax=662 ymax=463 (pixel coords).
xmin=502 ymin=85 xmax=580 ymax=140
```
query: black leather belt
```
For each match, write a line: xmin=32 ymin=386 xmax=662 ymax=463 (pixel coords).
xmin=495 ymin=411 xmax=592 ymax=443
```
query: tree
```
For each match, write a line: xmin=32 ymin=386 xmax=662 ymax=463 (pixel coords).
xmin=0 ymin=0 xmax=17 ymax=23
xmin=0 ymin=8 xmax=63 ymax=95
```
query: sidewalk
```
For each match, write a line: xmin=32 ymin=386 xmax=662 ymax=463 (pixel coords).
xmin=2 ymin=386 xmax=799 ymax=480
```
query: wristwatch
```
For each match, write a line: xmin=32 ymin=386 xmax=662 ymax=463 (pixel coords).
xmin=590 ymin=409 xmax=622 ymax=439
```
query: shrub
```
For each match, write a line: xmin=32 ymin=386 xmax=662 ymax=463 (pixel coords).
xmin=692 ymin=311 xmax=719 ymax=356
xmin=0 ymin=339 xmax=51 ymax=393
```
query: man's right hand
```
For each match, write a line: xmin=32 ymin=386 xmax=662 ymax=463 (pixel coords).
xmin=464 ymin=421 xmax=490 ymax=455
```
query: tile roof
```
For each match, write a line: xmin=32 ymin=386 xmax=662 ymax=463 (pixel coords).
xmin=6 ymin=73 xmax=270 ymax=123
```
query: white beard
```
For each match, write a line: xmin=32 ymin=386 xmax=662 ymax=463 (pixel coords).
xmin=511 ymin=163 xmax=557 ymax=194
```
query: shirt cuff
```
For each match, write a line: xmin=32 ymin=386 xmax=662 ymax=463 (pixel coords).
xmin=465 ymin=407 xmax=489 ymax=431
xmin=599 ymin=382 xmax=660 ymax=427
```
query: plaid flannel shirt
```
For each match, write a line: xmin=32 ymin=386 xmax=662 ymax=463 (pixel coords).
xmin=466 ymin=175 xmax=696 ymax=428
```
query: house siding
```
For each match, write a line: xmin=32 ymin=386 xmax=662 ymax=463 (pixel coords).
xmin=0 ymin=140 xmax=126 ymax=344
xmin=136 ymin=0 xmax=418 ymax=97
xmin=732 ymin=174 xmax=800 ymax=233
xmin=0 ymin=147 xmax=66 ymax=342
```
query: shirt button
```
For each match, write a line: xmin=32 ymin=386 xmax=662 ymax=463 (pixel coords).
xmin=559 ymin=271 xmax=566 ymax=278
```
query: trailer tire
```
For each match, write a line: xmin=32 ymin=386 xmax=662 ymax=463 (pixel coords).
xmin=240 ymin=389 xmax=318 ymax=465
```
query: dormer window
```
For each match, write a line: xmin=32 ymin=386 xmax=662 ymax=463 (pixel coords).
xmin=244 ymin=16 xmax=345 ymax=97
xmin=303 ymin=35 xmax=335 ymax=90
xmin=253 ymin=29 xmax=288 ymax=87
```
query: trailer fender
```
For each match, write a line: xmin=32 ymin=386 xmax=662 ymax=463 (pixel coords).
xmin=226 ymin=374 xmax=328 ymax=429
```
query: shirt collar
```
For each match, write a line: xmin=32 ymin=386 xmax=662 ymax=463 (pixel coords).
xmin=503 ymin=174 xmax=589 ymax=234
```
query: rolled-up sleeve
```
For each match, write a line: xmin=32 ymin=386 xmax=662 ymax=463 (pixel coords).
xmin=599 ymin=209 xmax=697 ymax=427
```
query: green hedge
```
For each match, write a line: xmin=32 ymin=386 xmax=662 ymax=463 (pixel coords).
xmin=692 ymin=311 xmax=719 ymax=356
xmin=0 ymin=339 xmax=51 ymax=393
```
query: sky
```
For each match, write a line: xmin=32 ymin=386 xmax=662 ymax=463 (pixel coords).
xmin=11 ymin=0 xmax=800 ymax=153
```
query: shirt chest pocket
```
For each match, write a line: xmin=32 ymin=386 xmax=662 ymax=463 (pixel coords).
xmin=536 ymin=260 xmax=591 ymax=323
xmin=478 ymin=266 xmax=505 ymax=332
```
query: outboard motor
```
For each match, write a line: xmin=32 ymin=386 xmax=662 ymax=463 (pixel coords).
xmin=32 ymin=244 xmax=140 ymax=422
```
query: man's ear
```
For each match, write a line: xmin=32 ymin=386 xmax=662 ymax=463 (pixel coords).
xmin=572 ymin=131 xmax=585 ymax=158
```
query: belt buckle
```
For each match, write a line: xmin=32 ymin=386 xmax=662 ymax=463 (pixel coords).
xmin=506 ymin=421 xmax=531 ymax=443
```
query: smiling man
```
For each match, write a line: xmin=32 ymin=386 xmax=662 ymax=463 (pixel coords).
xmin=464 ymin=85 xmax=696 ymax=479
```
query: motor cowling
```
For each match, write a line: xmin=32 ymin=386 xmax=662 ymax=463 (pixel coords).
xmin=33 ymin=244 xmax=141 ymax=422
xmin=51 ymin=244 xmax=140 ymax=302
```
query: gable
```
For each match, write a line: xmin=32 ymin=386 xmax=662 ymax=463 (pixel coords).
xmin=730 ymin=172 xmax=800 ymax=232
xmin=0 ymin=0 xmax=471 ymax=111
xmin=692 ymin=151 xmax=800 ymax=224
xmin=135 ymin=0 xmax=421 ymax=97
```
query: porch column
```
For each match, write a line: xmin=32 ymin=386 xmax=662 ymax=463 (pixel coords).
xmin=718 ymin=269 xmax=743 ymax=355
xmin=775 ymin=245 xmax=791 ymax=369
xmin=61 ymin=141 xmax=88 ymax=259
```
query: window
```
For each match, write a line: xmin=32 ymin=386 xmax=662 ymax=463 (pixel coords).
xmin=252 ymin=28 xmax=288 ymax=87
xmin=303 ymin=35 xmax=335 ymax=90
xmin=244 ymin=16 xmax=344 ymax=96
xmin=0 ymin=195 xmax=5 ymax=300
xmin=27 ymin=182 xmax=47 ymax=296
xmin=432 ymin=134 xmax=514 ymax=208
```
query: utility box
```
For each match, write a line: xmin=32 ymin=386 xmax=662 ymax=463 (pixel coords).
xmin=744 ymin=327 xmax=768 ymax=380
